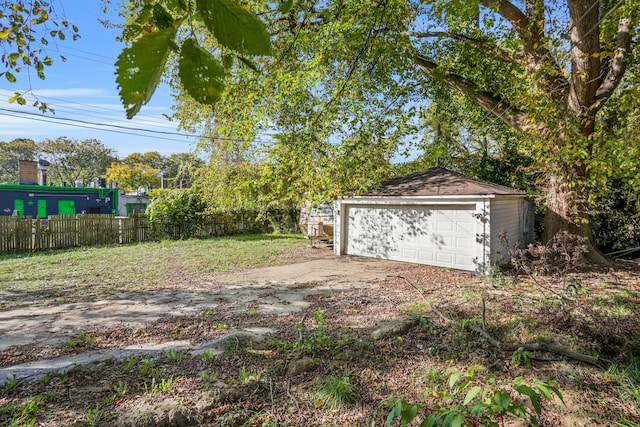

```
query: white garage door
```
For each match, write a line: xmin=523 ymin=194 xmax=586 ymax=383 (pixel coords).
xmin=345 ymin=205 xmax=478 ymax=271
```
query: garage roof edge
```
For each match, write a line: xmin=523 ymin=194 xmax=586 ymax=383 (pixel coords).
xmin=361 ymin=167 xmax=528 ymax=197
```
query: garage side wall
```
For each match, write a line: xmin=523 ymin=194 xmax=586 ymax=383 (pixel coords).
xmin=488 ymin=197 xmax=531 ymax=265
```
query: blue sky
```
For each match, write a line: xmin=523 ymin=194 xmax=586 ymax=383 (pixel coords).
xmin=0 ymin=1 xmax=197 ymax=158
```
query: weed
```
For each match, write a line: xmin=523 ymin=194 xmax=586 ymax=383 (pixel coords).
xmin=2 ymin=374 xmax=19 ymax=390
xmin=39 ymin=373 xmax=53 ymax=385
xmin=315 ymin=375 xmax=359 ymax=410
xmin=386 ymin=365 xmax=563 ymax=427
xmin=86 ymin=408 xmax=107 ymax=426
xmin=607 ymin=360 xmax=640 ymax=403
xmin=405 ymin=301 xmax=430 ymax=316
xmin=247 ymin=307 xmax=259 ymax=316
xmin=163 ymin=349 xmax=187 ymax=361
xmin=65 ymin=330 xmax=96 ymax=348
xmin=215 ymin=322 xmax=228 ymax=330
xmin=114 ymin=380 xmax=128 ymax=397
xmin=200 ymin=350 xmax=217 ymax=363
xmin=200 ymin=370 xmax=218 ymax=384
xmin=120 ymin=358 xmax=137 ymax=372
xmin=0 ymin=394 xmax=45 ymax=426
xmin=146 ymin=376 xmax=178 ymax=393
xmin=418 ymin=365 xmax=447 ymax=387
xmin=139 ymin=357 xmax=156 ymax=376
xmin=239 ymin=366 xmax=264 ymax=383
xmin=511 ymin=347 xmax=533 ymax=367
xmin=278 ymin=309 xmax=353 ymax=355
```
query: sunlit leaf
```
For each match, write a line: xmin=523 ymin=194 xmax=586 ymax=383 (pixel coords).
xmin=116 ymin=27 xmax=177 ymax=119
xmin=178 ymin=38 xmax=225 ymax=105
xmin=196 ymin=0 xmax=271 ymax=55
xmin=279 ymin=0 xmax=294 ymax=13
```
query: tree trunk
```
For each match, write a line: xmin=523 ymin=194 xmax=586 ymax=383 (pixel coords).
xmin=542 ymin=151 xmax=609 ymax=265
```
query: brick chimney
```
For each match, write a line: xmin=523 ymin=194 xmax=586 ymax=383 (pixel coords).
xmin=18 ymin=160 xmax=38 ymax=185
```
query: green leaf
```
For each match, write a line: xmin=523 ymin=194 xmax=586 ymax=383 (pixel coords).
xmin=448 ymin=372 xmax=461 ymax=389
xmin=116 ymin=27 xmax=177 ymax=119
xmin=515 ymin=385 xmax=541 ymax=415
xmin=401 ymin=404 xmax=418 ymax=426
xmin=451 ymin=414 xmax=463 ymax=427
xmin=178 ymin=38 xmax=225 ymax=105
xmin=5 ymin=71 xmax=16 ymax=83
xmin=535 ymin=383 xmax=552 ymax=401
xmin=463 ymin=385 xmax=482 ymax=405
xmin=279 ymin=0 xmax=294 ymax=13
xmin=152 ymin=4 xmax=174 ymax=29
xmin=238 ymin=56 xmax=260 ymax=73
xmin=196 ymin=0 xmax=271 ymax=55
xmin=494 ymin=390 xmax=511 ymax=410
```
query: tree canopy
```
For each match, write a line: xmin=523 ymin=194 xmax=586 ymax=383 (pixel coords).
xmin=129 ymin=0 xmax=637 ymax=258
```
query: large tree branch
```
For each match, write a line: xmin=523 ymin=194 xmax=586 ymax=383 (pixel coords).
xmin=594 ymin=18 xmax=632 ymax=106
xmin=401 ymin=31 xmax=523 ymax=65
xmin=480 ymin=0 xmax=543 ymax=55
xmin=479 ymin=0 xmax=568 ymax=100
xmin=414 ymin=56 xmax=541 ymax=133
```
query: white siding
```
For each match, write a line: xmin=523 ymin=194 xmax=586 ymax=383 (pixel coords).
xmin=335 ymin=195 xmax=529 ymax=275
xmin=488 ymin=198 xmax=530 ymax=264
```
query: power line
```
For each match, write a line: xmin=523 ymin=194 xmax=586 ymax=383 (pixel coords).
xmin=0 ymin=108 xmax=197 ymax=143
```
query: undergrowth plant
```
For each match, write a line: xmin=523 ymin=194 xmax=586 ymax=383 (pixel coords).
xmin=2 ymin=374 xmax=19 ymax=391
xmin=65 ymin=330 xmax=96 ymax=348
xmin=270 ymin=309 xmax=353 ymax=355
xmin=315 ymin=375 xmax=360 ymax=410
xmin=607 ymin=359 xmax=640 ymax=404
xmin=385 ymin=366 xmax=563 ymax=427
xmin=0 ymin=394 xmax=46 ymax=427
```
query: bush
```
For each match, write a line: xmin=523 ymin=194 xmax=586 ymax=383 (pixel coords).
xmin=146 ymin=188 xmax=207 ymax=239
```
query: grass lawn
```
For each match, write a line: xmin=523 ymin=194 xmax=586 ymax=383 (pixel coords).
xmin=0 ymin=234 xmax=307 ymax=308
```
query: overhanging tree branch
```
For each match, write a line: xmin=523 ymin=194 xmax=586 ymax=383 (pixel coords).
xmin=401 ymin=31 xmax=523 ymax=65
xmin=414 ymin=56 xmax=541 ymax=133
xmin=479 ymin=0 xmax=567 ymax=99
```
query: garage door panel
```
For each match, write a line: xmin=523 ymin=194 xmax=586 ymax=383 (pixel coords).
xmin=345 ymin=205 xmax=477 ymax=271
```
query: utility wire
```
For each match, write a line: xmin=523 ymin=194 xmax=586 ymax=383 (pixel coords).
xmin=0 ymin=108 xmax=194 ymax=143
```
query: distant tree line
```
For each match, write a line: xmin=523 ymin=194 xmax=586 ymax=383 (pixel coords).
xmin=0 ymin=137 xmax=202 ymax=192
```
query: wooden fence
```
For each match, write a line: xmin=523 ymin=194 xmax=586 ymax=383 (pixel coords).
xmin=0 ymin=213 xmax=149 ymax=254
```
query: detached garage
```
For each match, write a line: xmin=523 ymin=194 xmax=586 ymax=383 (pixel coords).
xmin=334 ymin=167 xmax=532 ymax=274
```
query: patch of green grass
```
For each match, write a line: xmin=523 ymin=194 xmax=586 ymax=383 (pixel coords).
xmin=0 ymin=234 xmax=306 ymax=310
xmin=607 ymin=360 xmax=640 ymax=404
xmin=64 ymin=330 xmax=96 ymax=348
xmin=314 ymin=375 xmax=359 ymax=410
xmin=0 ymin=394 xmax=46 ymax=426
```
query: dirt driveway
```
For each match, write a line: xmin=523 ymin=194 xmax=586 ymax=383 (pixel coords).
xmin=0 ymin=249 xmax=402 ymax=352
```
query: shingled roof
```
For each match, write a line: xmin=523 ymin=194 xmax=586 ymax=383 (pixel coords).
xmin=362 ymin=167 xmax=527 ymax=197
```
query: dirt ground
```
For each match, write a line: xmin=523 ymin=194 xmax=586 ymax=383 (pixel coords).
xmin=1 ymin=246 xmax=639 ymax=426
xmin=0 ymin=247 xmax=397 ymax=353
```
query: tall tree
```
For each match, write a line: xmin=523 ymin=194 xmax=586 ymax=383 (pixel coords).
xmin=409 ymin=0 xmax=637 ymax=261
xmin=38 ymin=137 xmax=117 ymax=186
xmin=103 ymin=162 xmax=161 ymax=192
xmin=0 ymin=138 xmax=37 ymax=183
xmin=122 ymin=151 xmax=166 ymax=170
